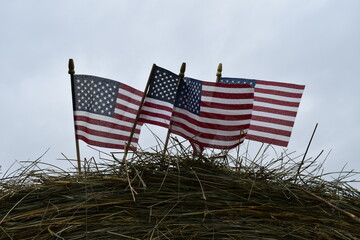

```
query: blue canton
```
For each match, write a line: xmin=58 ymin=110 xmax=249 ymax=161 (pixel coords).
xmin=174 ymin=77 xmax=202 ymax=115
xmin=220 ymin=77 xmax=257 ymax=87
xmin=73 ymin=75 xmax=119 ymax=117
xmin=147 ymin=66 xmax=179 ymax=104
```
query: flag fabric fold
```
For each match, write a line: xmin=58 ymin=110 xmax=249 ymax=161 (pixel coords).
xmin=220 ymin=77 xmax=305 ymax=147
xmin=170 ymin=77 xmax=254 ymax=152
xmin=138 ymin=66 xmax=179 ymax=128
xmin=72 ymin=75 xmax=143 ymax=150
xmin=71 ymin=67 xmax=304 ymax=153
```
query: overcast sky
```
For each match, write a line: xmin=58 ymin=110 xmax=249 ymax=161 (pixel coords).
xmin=0 ymin=0 xmax=359 ymax=187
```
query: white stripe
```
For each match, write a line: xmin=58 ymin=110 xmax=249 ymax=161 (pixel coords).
xmin=201 ymin=106 xmax=253 ymax=116
xmin=116 ymin=98 xmax=140 ymax=111
xmin=255 ymin=92 xmax=302 ymax=103
xmin=75 ymin=121 xmax=141 ymax=138
xmin=202 ymin=85 xmax=254 ymax=94
xmin=118 ymin=87 xmax=143 ymax=101
xmin=173 ymin=108 xmax=252 ymax=126
xmin=254 ymin=101 xmax=300 ymax=112
xmin=74 ymin=111 xmax=138 ymax=128
xmin=139 ymin=115 xmax=170 ymax=126
xmin=141 ymin=105 xmax=172 ymax=117
xmin=76 ymin=130 xmax=138 ymax=146
xmin=252 ymin=111 xmax=296 ymax=122
xmin=171 ymin=126 xmax=245 ymax=147
xmin=246 ymin=129 xmax=290 ymax=142
xmin=202 ymin=96 xmax=254 ymax=105
xmin=117 ymin=86 xmax=141 ymax=112
xmin=250 ymin=120 xmax=293 ymax=132
xmin=171 ymin=116 xmax=249 ymax=136
xmin=113 ymin=108 xmax=137 ymax=119
xmin=143 ymin=97 xmax=174 ymax=110
xmin=256 ymin=83 xmax=304 ymax=94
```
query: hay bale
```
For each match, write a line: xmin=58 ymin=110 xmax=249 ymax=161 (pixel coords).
xmin=1 ymin=151 xmax=359 ymax=239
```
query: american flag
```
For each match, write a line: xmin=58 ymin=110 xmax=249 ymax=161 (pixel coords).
xmin=170 ymin=77 xmax=254 ymax=151
xmin=220 ymin=77 xmax=305 ymax=147
xmin=72 ymin=75 xmax=143 ymax=150
xmin=139 ymin=66 xmax=179 ymax=128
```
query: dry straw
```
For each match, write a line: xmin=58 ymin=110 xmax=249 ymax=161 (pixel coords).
xmin=1 ymin=139 xmax=359 ymax=239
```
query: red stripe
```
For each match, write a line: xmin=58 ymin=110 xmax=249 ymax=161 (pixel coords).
xmin=74 ymin=115 xmax=140 ymax=133
xmin=139 ymin=110 xmax=172 ymax=122
xmin=117 ymin=93 xmax=142 ymax=106
xmin=76 ymin=125 xmax=138 ymax=141
xmin=76 ymin=135 xmax=137 ymax=150
xmin=253 ymin=105 xmax=297 ymax=117
xmin=138 ymin=119 xmax=169 ymax=128
xmin=255 ymin=88 xmax=303 ymax=98
xmin=202 ymin=91 xmax=253 ymax=99
xmin=254 ymin=96 xmax=300 ymax=107
xmin=172 ymin=112 xmax=250 ymax=131
xmin=251 ymin=115 xmax=294 ymax=127
xmin=199 ymin=111 xmax=252 ymax=121
xmin=143 ymin=101 xmax=173 ymax=112
xmin=245 ymin=134 xmax=288 ymax=147
xmin=256 ymin=80 xmax=305 ymax=90
xmin=116 ymin=103 xmax=139 ymax=115
xmin=201 ymin=102 xmax=253 ymax=110
xmin=112 ymin=113 xmax=138 ymax=122
xmin=249 ymin=125 xmax=291 ymax=137
xmin=120 ymin=83 xmax=143 ymax=97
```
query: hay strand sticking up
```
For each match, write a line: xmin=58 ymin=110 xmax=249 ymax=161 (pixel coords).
xmin=1 ymin=145 xmax=359 ymax=240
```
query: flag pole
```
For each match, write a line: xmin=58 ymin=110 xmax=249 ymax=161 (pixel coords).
xmin=162 ymin=62 xmax=186 ymax=155
xmin=122 ymin=64 xmax=157 ymax=163
xmin=215 ymin=63 xmax=243 ymax=160
xmin=192 ymin=63 xmax=223 ymax=157
xmin=68 ymin=59 xmax=82 ymax=173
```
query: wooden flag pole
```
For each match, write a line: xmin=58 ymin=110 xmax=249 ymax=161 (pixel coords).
xmin=216 ymin=63 xmax=242 ymax=159
xmin=68 ymin=59 xmax=82 ymax=173
xmin=216 ymin=63 xmax=222 ymax=83
xmin=163 ymin=62 xmax=186 ymax=155
xmin=122 ymin=64 xmax=157 ymax=163
xmin=192 ymin=63 xmax=222 ymax=157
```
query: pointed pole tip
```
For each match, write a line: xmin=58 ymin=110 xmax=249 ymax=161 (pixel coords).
xmin=68 ymin=59 xmax=75 ymax=75
xmin=216 ymin=63 xmax=222 ymax=83
xmin=216 ymin=63 xmax=222 ymax=76
xmin=179 ymin=62 xmax=186 ymax=78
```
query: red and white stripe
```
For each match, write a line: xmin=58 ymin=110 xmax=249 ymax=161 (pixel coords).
xmin=74 ymin=83 xmax=143 ymax=150
xmin=138 ymin=98 xmax=173 ymax=128
xmin=245 ymin=80 xmax=305 ymax=147
xmin=170 ymin=82 xmax=254 ymax=151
